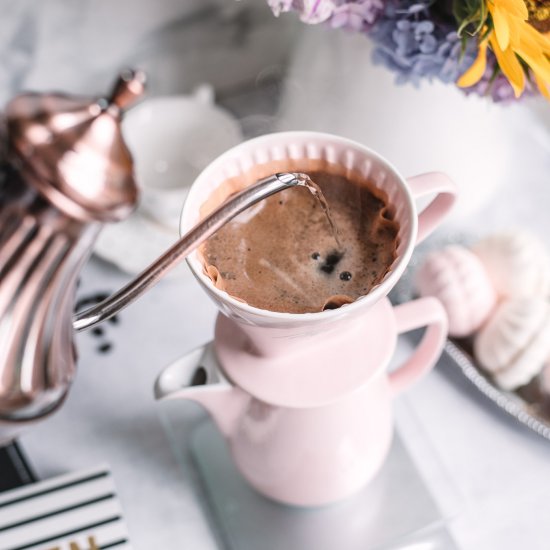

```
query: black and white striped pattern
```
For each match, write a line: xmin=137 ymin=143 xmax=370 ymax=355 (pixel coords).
xmin=0 ymin=465 xmax=131 ymax=550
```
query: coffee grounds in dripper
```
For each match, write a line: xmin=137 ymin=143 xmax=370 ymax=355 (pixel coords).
xmin=198 ymin=159 xmax=399 ymax=314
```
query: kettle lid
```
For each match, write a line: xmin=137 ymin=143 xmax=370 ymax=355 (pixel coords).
xmin=4 ymin=69 xmax=145 ymax=222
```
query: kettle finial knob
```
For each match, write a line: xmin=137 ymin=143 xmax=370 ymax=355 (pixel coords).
xmin=107 ymin=68 xmax=147 ymax=111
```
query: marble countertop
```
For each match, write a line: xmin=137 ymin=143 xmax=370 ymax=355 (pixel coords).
xmin=5 ymin=0 xmax=550 ymax=548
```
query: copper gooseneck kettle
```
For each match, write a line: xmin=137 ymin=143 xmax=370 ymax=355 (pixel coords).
xmin=0 ymin=70 xmax=305 ymax=443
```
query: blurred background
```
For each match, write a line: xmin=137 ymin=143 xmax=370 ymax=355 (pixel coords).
xmin=1 ymin=1 xmax=550 ymax=549
xmin=3 ymin=0 xmax=549 ymax=242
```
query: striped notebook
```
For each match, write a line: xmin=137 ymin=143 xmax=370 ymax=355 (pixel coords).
xmin=0 ymin=465 xmax=131 ymax=550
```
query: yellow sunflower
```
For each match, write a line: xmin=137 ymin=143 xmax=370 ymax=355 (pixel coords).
xmin=457 ymin=0 xmax=550 ymax=99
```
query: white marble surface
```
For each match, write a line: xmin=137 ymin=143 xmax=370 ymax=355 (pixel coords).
xmin=4 ymin=1 xmax=550 ymax=548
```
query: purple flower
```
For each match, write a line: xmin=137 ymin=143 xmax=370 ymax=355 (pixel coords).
xmin=330 ymin=1 xmax=385 ymax=31
xmin=370 ymin=0 xmax=477 ymax=85
xmin=268 ymin=0 xmax=384 ymax=28
xmin=488 ymin=76 xmax=526 ymax=102
xmin=267 ymin=0 xmax=335 ymax=23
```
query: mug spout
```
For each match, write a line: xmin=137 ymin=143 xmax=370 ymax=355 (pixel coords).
xmin=154 ymin=344 xmax=248 ymax=439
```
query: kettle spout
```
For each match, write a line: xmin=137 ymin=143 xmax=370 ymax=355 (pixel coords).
xmin=73 ymin=173 xmax=308 ymax=332
xmin=154 ymin=344 xmax=247 ymax=439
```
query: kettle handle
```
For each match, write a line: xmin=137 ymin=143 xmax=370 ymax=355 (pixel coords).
xmin=389 ymin=297 xmax=448 ymax=396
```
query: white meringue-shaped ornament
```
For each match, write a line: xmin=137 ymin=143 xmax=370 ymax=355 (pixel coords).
xmin=474 ymin=299 xmax=550 ymax=391
xmin=540 ymin=361 xmax=550 ymax=396
xmin=414 ymin=245 xmax=497 ymax=338
xmin=472 ymin=231 xmax=550 ymax=299
xmin=94 ymin=86 xmax=243 ymax=274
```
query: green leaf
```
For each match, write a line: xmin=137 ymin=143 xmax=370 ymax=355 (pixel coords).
xmin=454 ymin=0 xmax=490 ymax=37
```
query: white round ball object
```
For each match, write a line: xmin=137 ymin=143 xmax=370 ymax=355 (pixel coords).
xmin=474 ymin=299 xmax=550 ymax=390
xmin=414 ymin=245 xmax=497 ymax=338
xmin=472 ymin=231 xmax=550 ymax=299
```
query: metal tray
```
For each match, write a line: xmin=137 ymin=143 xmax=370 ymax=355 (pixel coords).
xmin=441 ymin=338 xmax=550 ymax=440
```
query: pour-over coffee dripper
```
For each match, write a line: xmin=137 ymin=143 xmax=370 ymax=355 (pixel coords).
xmin=155 ymin=131 xmax=457 ymax=506
xmin=0 ymin=70 xmax=314 ymax=444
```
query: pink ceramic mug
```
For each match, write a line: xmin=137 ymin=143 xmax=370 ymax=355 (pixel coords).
xmin=155 ymin=132 xmax=456 ymax=506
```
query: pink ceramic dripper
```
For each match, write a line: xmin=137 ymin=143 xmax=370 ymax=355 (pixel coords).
xmin=155 ymin=131 xmax=457 ymax=506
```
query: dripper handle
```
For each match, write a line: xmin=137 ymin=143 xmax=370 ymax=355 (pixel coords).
xmin=389 ymin=297 xmax=448 ymax=395
xmin=407 ymin=172 xmax=457 ymax=244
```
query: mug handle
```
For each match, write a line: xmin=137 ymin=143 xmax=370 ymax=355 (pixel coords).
xmin=406 ymin=172 xmax=457 ymax=244
xmin=389 ymin=297 xmax=448 ymax=396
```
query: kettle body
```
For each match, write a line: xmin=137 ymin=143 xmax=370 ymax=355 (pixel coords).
xmin=0 ymin=70 xmax=143 ymax=436
xmin=0 ymin=159 xmax=99 ymax=422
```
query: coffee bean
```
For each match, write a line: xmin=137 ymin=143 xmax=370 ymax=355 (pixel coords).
xmin=326 ymin=252 xmax=342 ymax=266
xmin=98 ymin=343 xmax=112 ymax=354
xmin=319 ymin=251 xmax=343 ymax=275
